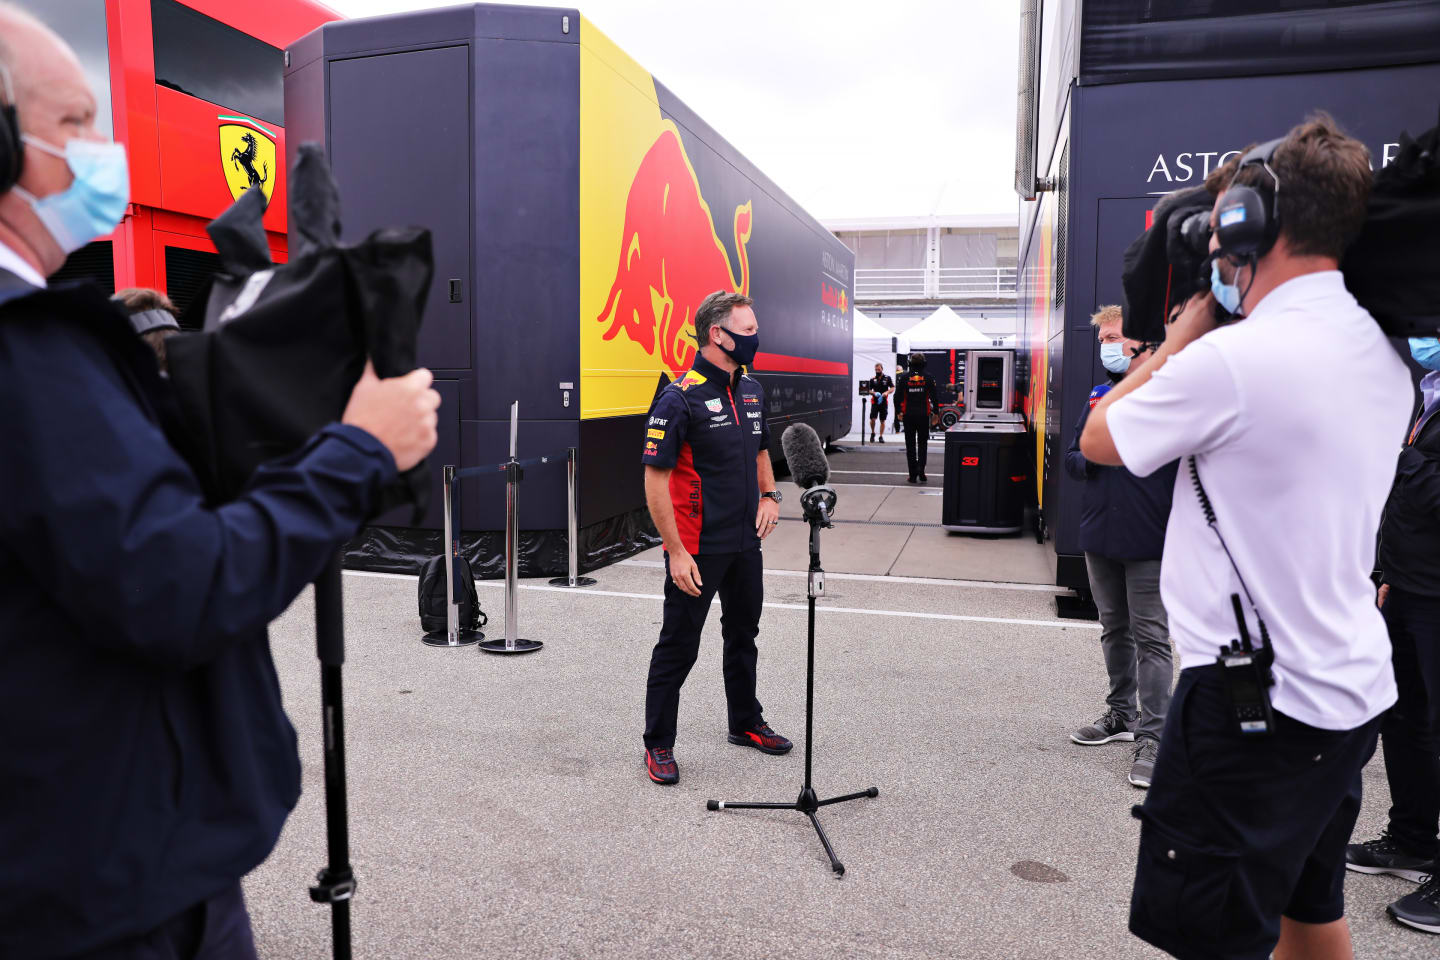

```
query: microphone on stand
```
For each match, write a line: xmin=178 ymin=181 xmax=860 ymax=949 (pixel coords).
xmin=707 ymin=426 xmax=879 ymax=874
xmin=781 ymin=424 xmax=837 ymax=527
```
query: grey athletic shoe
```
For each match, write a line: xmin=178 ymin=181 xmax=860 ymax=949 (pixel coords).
xmin=1129 ymin=739 xmax=1158 ymax=789
xmin=1388 ymin=874 xmax=1440 ymax=934
xmin=1070 ymin=709 xmax=1135 ymax=746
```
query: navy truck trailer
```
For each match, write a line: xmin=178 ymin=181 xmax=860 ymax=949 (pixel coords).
xmin=284 ymin=4 xmax=855 ymax=575
xmin=1013 ymin=0 xmax=1440 ymax=610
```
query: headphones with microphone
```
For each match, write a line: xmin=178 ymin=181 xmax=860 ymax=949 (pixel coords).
xmin=1213 ymin=136 xmax=1285 ymax=260
xmin=0 ymin=63 xmax=23 ymax=194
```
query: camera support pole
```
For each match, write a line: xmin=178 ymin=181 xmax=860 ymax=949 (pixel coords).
xmin=309 ymin=555 xmax=356 ymax=960
xmin=706 ymin=493 xmax=878 ymax=875
xmin=548 ymin=447 xmax=597 ymax=588
xmin=480 ymin=402 xmax=543 ymax=654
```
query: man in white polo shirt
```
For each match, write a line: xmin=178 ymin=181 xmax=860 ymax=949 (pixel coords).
xmin=1082 ymin=114 xmax=1412 ymax=960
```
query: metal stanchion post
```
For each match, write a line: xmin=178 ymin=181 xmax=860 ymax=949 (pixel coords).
xmin=549 ymin=447 xmax=597 ymax=588
xmin=480 ymin=402 xmax=543 ymax=655
xmin=422 ymin=464 xmax=482 ymax=647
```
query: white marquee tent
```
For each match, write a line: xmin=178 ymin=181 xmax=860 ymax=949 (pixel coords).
xmin=850 ymin=310 xmax=909 ymax=438
xmin=903 ymin=304 xmax=999 ymax=351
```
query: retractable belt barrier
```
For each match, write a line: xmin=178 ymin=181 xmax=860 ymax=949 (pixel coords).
xmin=422 ymin=401 xmax=597 ymax=655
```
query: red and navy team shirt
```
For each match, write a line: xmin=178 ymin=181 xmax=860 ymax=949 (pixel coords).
xmin=899 ymin=372 xmax=939 ymax=421
xmin=641 ymin=354 xmax=771 ymax=555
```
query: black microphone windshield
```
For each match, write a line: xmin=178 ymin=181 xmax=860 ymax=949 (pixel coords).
xmin=781 ymin=423 xmax=829 ymax=489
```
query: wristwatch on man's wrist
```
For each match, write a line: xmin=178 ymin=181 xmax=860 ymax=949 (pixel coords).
xmin=761 ymin=490 xmax=783 ymax=504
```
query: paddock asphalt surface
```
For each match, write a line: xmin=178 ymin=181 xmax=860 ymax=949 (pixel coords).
xmin=245 ymin=445 xmax=1432 ymax=960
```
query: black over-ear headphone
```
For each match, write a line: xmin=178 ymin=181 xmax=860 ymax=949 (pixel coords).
xmin=0 ymin=63 xmax=23 ymax=194
xmin=1213 ymin=137 xmax=1285 ymax=260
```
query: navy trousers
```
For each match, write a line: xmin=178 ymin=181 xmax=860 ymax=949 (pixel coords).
xmin=644 ymin=549 xmax=765 ymax=749
xmin=65 ymin=884 xmax=256 ymax=960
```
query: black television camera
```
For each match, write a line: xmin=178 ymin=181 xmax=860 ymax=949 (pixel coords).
xmin=1121 ymin=114 xmax=1440 ymax=343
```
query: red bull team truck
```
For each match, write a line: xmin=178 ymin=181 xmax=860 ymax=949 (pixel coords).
xmin=285 ymin=4 xmax=856 ymax=575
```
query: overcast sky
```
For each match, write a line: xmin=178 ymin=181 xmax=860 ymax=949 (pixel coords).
xmin=325 ymin=0 xmax=1021 ymax=223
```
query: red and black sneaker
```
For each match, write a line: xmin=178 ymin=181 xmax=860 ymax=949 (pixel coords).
xmin=645 ymin=747 xmax=679 ymax=785
xmin=728 ymin=722 xmax=793 ymax=755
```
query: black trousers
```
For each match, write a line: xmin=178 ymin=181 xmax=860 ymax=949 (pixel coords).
xmin=66 ymin=884 xmax=256 ymax=960
xmin=1381 ymin=585 xmax=1440 ymax=859
xmin=903 ymin=418 xmax=930 ymax=478
xmin=644 ymin=548 xmax=764 ymax=750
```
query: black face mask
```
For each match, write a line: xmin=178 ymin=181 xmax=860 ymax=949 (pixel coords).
xmin=715 ymin=326 xmax=759 ymax=367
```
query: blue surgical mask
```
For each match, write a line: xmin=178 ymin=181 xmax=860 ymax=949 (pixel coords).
xmin=1210 ymin=258 xmax=1243 ymax=317
xmin=14 ymin=135 xmax=129 ymax=255
xmin=1099 ymin=342 xmax=1130 ymax=374
xmin=716 ymin=326 xmax=759 ymax=367
xmin=1409 ymin=337 xmax=1440 ymax=371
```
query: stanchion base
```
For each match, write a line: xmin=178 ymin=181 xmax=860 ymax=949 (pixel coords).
xmin=547 ymin=576 xmax=598 ymax=588
xmin=420 ymin=630 xmax=484 ymax=648
xmin=477 ymin=637 xmax=544 ymax=655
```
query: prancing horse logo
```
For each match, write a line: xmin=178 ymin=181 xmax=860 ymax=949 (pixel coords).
xmin=231 ymin=133 xmax=268 ymax=190
xmin=217 ymin=118 xmax=277 ymax=204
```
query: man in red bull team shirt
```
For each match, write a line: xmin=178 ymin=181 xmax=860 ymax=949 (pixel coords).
xmin=639 ymin=291 xmax=791 ymax=785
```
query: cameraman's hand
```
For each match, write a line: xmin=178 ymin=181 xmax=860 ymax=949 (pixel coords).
xmin=1378 ymin=583 xmax=1389 ymax=609
xmin=668 ymin=550 xmax=703 ymax=597
xmin=342 ymin=361 xmax=441 ymax=472
xmin=1164 ymin=292 xmax=1219 ymax=354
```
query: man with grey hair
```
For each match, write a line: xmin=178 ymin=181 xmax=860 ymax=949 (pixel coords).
xmin=0 ymin=7 xmax=441 ymax=957
xmin=640 ymin=290 xmax=792 ymax=785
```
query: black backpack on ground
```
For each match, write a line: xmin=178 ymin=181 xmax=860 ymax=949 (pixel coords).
xmin=418 ymin=555 xmax=486 ymax=635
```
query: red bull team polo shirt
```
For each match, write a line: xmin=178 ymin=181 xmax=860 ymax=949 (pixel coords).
xmin=641 ymin=353 xmax=771 ymax=555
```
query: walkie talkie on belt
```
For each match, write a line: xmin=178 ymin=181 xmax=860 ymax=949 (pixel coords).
xmin=1218 ymin=594 xmax=1275 ymax=737
xmin=1189 ymin=456 xmax=1277 ymax=738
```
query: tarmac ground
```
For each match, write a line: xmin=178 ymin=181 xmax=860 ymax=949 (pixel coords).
xmin=244 ymin=443 xmax=1431 ymax=959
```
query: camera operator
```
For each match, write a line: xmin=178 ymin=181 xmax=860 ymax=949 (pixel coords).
xmin=1081 ymin=115 xmax=1412 ymax=960
xmin=1064 ymin=304 xmax=1176 ymax=790
xmin=1345 ymin=336 xmax=1440 ymax=935
xmin=866 ymin=361 xmax=893 ymax=443
xmin=0 ymin=9 xmax=440 ymax=958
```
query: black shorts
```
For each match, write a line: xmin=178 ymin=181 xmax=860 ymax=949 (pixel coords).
xmin=1129 ymin=665 xmax=1381 ymax=960
xmin=869 ymin=399 xmax=887 ymax=419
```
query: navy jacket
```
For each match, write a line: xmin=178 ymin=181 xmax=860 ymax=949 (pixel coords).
xmin=0 ymin=283 xmax=395 ymax=957
xmin=641 ymin=353 xmax=770 ymax=555
xmin=1377 ymin=379 xmax=1440 ymax=598
xmin=1064 ymin=383 xmax=1177 ymax=561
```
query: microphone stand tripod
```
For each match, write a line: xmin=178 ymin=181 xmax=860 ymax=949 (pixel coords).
xmin=706 ymin=486 xmax=878 ymax=876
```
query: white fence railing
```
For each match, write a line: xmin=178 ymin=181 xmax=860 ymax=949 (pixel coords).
xmin=854 ymin=266 xmax=1017 ymax=300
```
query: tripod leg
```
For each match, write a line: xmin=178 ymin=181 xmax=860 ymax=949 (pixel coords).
xmin=816 ymin=787 xmax=880 ymax=807
xmin=806 ymin=812 xmax=844 ymax=876
xmin=707 ymin=799 xmax=799 ymax=811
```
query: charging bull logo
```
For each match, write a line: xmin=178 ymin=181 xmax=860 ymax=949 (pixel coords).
xmin=595 ymin=127 xmax=752 ymax=381
xmin=218 ymin=118 xmax=276 ymax=204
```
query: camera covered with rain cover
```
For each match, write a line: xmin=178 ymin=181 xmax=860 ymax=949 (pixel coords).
xmin=1121 ymin=110 xmax=1440 ymax=343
